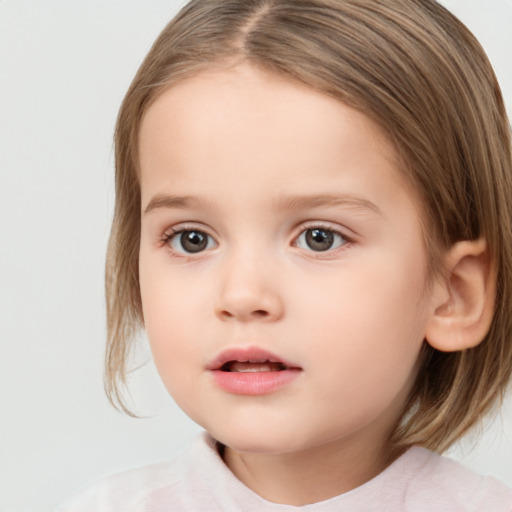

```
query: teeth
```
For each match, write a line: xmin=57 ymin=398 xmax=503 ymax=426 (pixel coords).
xmin=238 ymin=364 xmax=274 ymax=373
xmin=224 ymin=361 xmax=285 ymax=372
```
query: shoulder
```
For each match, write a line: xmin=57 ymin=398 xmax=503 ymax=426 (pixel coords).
xmin=398 ymin=446 xmax=512 ymax=511
xmin=54 ymin=433 xmax=218 ymax=512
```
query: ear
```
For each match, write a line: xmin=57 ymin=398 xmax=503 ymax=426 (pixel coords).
xmin=425 ymin=239 xmax=496 ymax=352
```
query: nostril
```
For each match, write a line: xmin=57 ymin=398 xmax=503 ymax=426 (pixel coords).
xmin=215 ymin=289 xmax=284 ymax=321
xmin=218 ymin=308 xmax=271 ymax=321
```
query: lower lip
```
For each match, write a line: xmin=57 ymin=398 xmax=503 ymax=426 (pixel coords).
xmin=210 ymin=369 xmax=301 ymax=395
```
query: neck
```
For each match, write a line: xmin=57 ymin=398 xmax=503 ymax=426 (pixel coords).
xmin=223 ymin=431 xmax=401 ymax=506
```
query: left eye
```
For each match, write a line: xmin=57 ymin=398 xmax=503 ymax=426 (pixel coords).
xmin=167 ymin=229 xmax=217 ymax=254
xmin=295 ymin=228 xmax=347 ymax=252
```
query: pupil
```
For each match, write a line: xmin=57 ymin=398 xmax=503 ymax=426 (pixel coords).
xmin=306 ymin=229 xmax=334 ymax=251
xmin=181 ymin=231 xmax=207 ymax=253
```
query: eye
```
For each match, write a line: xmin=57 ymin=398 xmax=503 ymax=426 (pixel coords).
xmin=295 ymin=227 xmax=347 ymax=252
xmin=166 ymin=229 xmax=216 ymax=254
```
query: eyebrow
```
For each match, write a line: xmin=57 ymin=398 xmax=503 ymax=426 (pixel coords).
xmin=274 ymin=194 xmax=382 ymax=216
xmin=143 ymin=195 xmax=202 ymax=214
xmin=143 ymin=193 xmax=382 ymax=216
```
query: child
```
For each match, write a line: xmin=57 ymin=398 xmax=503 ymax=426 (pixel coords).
xmin=58 ymin=0 xmax=512 ymax=509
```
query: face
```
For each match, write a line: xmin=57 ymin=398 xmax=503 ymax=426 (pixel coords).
xmin=138 ymin=64 xmax=433 ymax=459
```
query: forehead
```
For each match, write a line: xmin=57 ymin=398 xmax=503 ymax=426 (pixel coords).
xmin=141 ymin=65 xmax=394 ymax=157
xmin=138 ymin=63 xmax=415 ymax=214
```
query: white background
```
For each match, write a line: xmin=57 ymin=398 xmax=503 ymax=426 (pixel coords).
xmin=1 ymin=1 xmax=511 ymax=511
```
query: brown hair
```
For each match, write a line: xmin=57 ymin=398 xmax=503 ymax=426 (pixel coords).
xmin=105 ymin=0 xmax=512 ymax=452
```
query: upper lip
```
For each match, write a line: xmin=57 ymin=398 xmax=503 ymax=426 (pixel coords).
xmin=207 ymin=346 xmax=301 ymax=371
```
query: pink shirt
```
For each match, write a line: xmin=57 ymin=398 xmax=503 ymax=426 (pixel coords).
xmin=57 ymin=433 xmax=512 ymax=511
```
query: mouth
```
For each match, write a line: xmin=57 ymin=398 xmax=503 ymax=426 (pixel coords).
xmin=208 ymin=347 xmax=300 ymax=372
xmin=220 ymin=360 xmax=289 ymax=373
xmin=208 ymin=347 xmax=302 ymax=395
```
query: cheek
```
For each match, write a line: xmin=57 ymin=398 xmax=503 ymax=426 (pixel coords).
xmin=296 ymin=246 xmax=429 ymax=385
xmin=140 ymin=249 xmax=204 ymax=331
xmin=297 ymin=254 xmax=427 ymax=335
xmin=139 ymin=260 xmax=204 ymax=382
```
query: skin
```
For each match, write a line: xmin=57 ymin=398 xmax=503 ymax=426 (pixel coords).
xmin=138 ymin=63 xmax=437 ymax=505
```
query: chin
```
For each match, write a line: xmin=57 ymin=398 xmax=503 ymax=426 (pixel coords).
xmin=205 ymin=419 xmax=320 ymax=456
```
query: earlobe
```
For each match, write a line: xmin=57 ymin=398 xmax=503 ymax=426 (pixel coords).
xmin=425 ymin=239 xmax=495 ymax=352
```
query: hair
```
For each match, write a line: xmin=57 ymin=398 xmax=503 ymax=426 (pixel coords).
xmin=105 ymin=0 xmax=512 ymax=453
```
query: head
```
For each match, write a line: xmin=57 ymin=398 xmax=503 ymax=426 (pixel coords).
xmin=106 ymin=0 xmax=512 ymax=454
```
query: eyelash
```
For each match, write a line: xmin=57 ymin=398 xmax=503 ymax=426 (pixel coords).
xmin=161 ymin=226 xmax=217 ymax=255
xmin=161 ymin=223 xmax=351 ymax=257
xmin=293 ymin=223 xmax=349 ymax=254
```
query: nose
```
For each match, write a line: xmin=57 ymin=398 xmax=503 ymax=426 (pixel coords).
xmin=214 ymin=252 xmax=285 ymax=323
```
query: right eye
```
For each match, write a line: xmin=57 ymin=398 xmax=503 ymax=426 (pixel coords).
xmin=165 ymin=229 xmax=217 ymax=254
xmin=294 ymin=227 xmax=347 ymax=252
